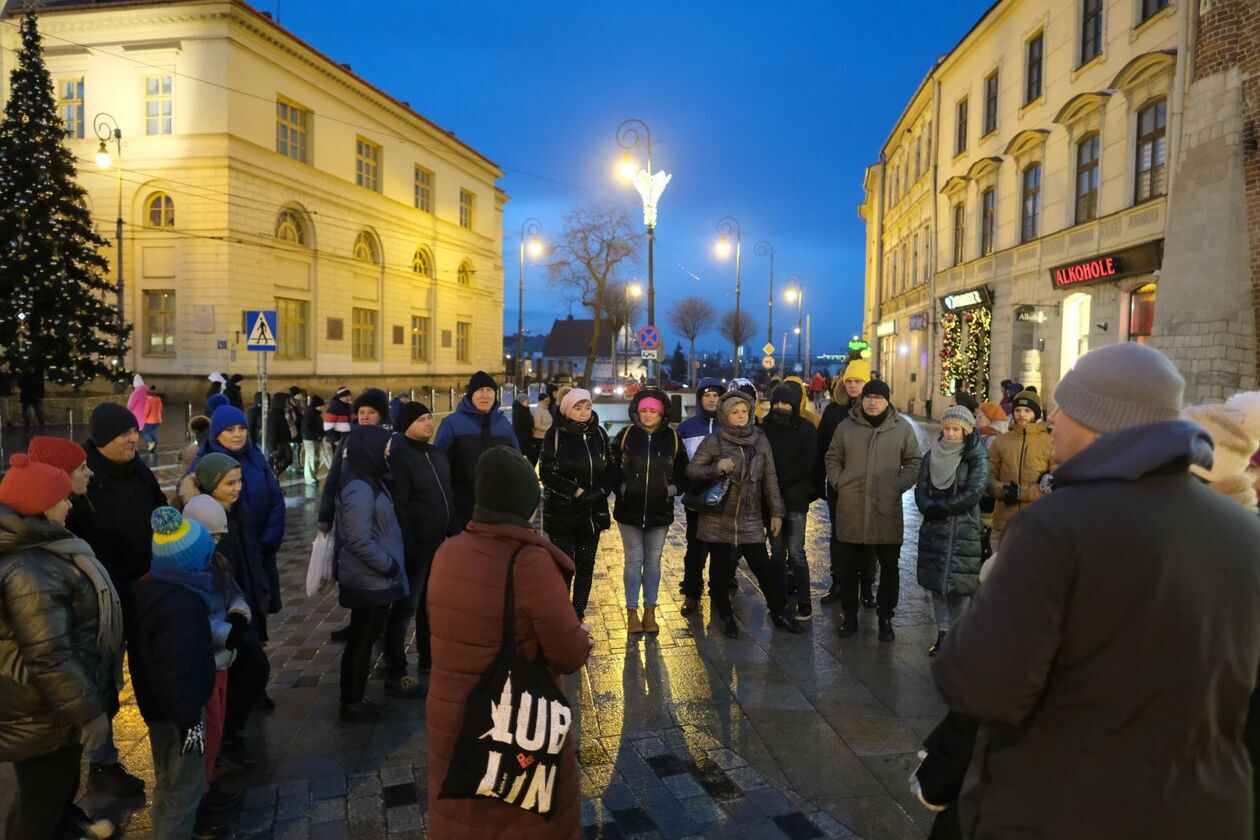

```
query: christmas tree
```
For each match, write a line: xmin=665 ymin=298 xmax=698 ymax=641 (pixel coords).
xmin=0 ymin=8 xmax=128 ymax=388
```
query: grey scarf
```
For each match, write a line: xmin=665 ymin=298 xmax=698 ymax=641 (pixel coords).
xmin=40 ymin=536 xmax=124 ymax=660
xmin=929 ymin=437 xmax=966 ymax=490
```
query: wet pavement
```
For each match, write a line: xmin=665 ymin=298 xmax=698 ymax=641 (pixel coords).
xmin=0 ymin=415 xmax=946 ymax=839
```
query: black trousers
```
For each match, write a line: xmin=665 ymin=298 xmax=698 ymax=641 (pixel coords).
xmin=550 ymin=532 xmax=600 ymax=619
xmin=385 ymin=539 xmax=440 ymax=679
xmin=6 ymin=742 xmax=81 ymax=840
xmin=682 ymin=509 xmax=716 ymax=599
xmin=224 ymin=639 xmax=270 ymax=739
xmin=20 ymin=400 xmax=45 ymax=429
xmin=340 ymin=604 xmax=389 ymax=704
xmin=709 ymin=541 xmax=787 ymax=621
xmin=837 ymin=542 xmax=901 ymax=620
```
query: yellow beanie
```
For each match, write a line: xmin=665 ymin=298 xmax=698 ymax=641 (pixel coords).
xmin=842 ymin=359 xmax=871 ymax=383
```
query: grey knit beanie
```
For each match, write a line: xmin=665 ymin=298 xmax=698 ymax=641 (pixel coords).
xmin=1053 ymin=343 xmax=1184 ymax=433
xmin=941 ymin=404 xmax=976 ymax=432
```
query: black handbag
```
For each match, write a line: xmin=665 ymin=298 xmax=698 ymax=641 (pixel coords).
xmin=682 ymin=476 xmax=732 ymax=513
xmin=439 ymin=545 xmax=573 ymax=816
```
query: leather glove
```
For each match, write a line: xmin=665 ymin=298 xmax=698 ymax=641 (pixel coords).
xmin=178 ymin=720 xmax=205 ymax=756
xmin=716 ymin=458 xmax=735 ymax=476
xmin=769 ymin=516 xmax=783 ymax=536
xmin=80 ymin=713 xmax=110 ymax=751
xmin=225 ymin=612 xmax=248 ymax=651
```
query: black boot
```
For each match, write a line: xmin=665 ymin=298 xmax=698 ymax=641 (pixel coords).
xmin=339 ymin=697 xmax=384 ymax=722
xmin=819 ymin=586 xmax=842 ymax=606
xmin=836 ymin=616 xmax=858 ymax=638
xmin=772 ymin=613 xmax=805 ymax=634
xmin=928 ymin=630 xmax=946 ymax=657
xmin=860 ymin=579 xmax=876 ymax=609
xmin=878 ymin=619 xmax=896 ymax=642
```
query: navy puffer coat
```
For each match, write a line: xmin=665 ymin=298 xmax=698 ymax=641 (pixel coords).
xmin=914 ymin=432 xmax=988 ymax=596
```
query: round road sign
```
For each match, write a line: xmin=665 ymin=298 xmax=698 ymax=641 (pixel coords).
xmin=636 ymin=325 xmax=661 ymax=351
xmin=761 ymin=355 xmax=775 ymax=370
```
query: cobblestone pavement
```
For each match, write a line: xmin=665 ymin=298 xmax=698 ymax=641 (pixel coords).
xmin=1 ymin=417 xmax=946 ymax=839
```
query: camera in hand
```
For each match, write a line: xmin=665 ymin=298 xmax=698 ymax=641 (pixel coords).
xmin=1003 ymin=481 xmax=1021 ymax=506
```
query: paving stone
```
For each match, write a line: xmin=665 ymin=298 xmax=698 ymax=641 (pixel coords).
xmin=309 ymin=798 xmax=346 ymax=824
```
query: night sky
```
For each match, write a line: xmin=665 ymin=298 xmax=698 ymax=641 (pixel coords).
xmin=259 ymin=0 xmax=994 ymax=355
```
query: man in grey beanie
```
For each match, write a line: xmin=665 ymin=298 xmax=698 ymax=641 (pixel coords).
xmin=931 ymin=342 xmax=1260 ymax=837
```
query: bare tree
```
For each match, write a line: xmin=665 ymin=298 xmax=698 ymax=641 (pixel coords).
xmin=668 ymin=296 xmax=717 ymax=386
xmin=719 ymin=310 xmax=758 ymax=377
xmin=605 ymin=281 xmax=644 ymax=379
xmin=547 ymin=205 xmax=644 ymax=386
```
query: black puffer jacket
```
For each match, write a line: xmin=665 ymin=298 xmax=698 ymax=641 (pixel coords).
xmin=0 ymin=512 xmax=112 ymax=763
xmin=128 ymin=577 xmax=214 ymax=728
xmin=541 ymin=416 xmax=617 ymax=537
xmin=761 ymin=402 xmax=818 ymax=513
xmin=915 ymin=432 xmax=988 ymax=596
xmin=612 ymin=389 xmax=688 ymax=529
xmin=302 ymin=397 xmax=325 ymax=441
xmin=391 ymin=434 xmax=455 ymax=553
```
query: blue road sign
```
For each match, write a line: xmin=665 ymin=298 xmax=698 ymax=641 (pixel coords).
xmin=245 ymin=310 xmax=278 ymax=351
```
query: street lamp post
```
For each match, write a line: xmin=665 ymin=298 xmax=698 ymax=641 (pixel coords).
xmin=754 ymin=241 xmax=774 ymax=358
xmin=517 ymin=218 xmax=543 ymax=388
xmin=784 ymin=277 xmax=804 ymax=372
xmin=616 ymin=119 xmax=670 ymax=382
xmin=94 ymin=113 xmax=124 ymax=378
xmin=715 ymin=217 xmax=742 ymax=378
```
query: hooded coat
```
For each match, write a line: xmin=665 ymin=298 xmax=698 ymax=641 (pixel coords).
xmin=433 ymin=393 xmax=520 ymax=531
xmin=611 ymin=388 xmax=688 ymax=529
xmin=126 ymin=380 xmax=149 ymax=431
xmin=915 ymin=432 xmax=989 ymax=596
xmin=426 ymin=521 xmax=590 ymax=839
xmin=824 ymin=407 xmax=923 ymax=545
xmin=987 ymin=421 xmax=1054 ymax=532
xmin=933 ymin=420 xmax=1260 ymax=839
xmin=541 ymin=414 xmax=617 ymax=537
xmin=678 ymin=378 xmax=722 ymax=459
xmin=761 ymin=397 xmax=818 ymax=513
xmin=782 ymin=376 xmax=821 ymax=428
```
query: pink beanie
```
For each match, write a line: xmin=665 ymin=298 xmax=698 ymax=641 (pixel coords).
xmin=637 ymin=396 xmax=665 ymax=415
xmin=560 ymin=388 xmax=592 ymax=418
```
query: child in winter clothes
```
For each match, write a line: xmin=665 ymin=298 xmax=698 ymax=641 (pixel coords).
xmin=142 ymin=386 xmax=164 ymax=452
xmin=130 ymin=507 xmax=217 ymax=840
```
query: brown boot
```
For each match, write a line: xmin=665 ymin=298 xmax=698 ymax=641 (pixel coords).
xmin=680 ymin=596 xmax=699 ymax=617
xmin=642 ymin=606 xmax=659 ymax=634
xmin=626 ymin=608 xmax=643 ymax=634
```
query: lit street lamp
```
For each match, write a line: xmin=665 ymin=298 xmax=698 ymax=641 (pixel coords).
xmin=715 ymin=217 xmax=742 ymax=377
xmin=94 ymin=112 xmax=124 ymax=379
xmin=615 ymin=119 xmax=671 ymax=382
xmin=754 ymin=241 xmax=774 ymax=357
xmin=784 ymin=277 xmax=804 ymax=371
xmin=516 ymin=218 xmax=544 ymax=387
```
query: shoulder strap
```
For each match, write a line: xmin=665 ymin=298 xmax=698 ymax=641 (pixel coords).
xmin=500 ymin=544 xmax=530 ymax=654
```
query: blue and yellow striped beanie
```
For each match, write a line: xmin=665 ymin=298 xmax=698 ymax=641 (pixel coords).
xmin=151 ymin=506 xmax=214 ymax=574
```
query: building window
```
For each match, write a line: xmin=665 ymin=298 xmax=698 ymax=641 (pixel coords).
xmin=459 ymin=189 xmax=474 ymax=229
xmin=414 ymin=166 xmax=433 ymax=212
xmin=356 ymin=136 xmax=381 ymax=192
xmin=1021 ymin=163 xmax=1042 ymax=242
xmin=914 ymin=136 xmax=922 ymax=179
xmin=275 ymin=297 xmax=309 ymax=359
xmin=145 ymin=75 xmax=172 ymax=135
xmin=455 ymin=321 xmax=471 ymax=362
xmin=983 ymin=72 xmax=998 ymax=135
xmin=1128 ymin=282 xmax=1157 ymax=343
xmin=1025 ymin=32 xmax=1044 ymax=104
xmin=412 ymin=247 xmax=433 ymax=277
xmin=145 ymin=193 xmax=174 ymax=227
xmin=1141 ymin=0 xmax=1169 ymax=23
xmin=58 ymin=78 xmax=84 ymax=139
xmin=911 ymin=233 xmax=919 ymax=285
xmin=275 ymin=209 xmax=305 ymax=244
xmin=1075 ymin=133 xmax=1101 ymax=223
xmin=143 ymin=290 xmax=176 ymax=356
xmin=276 ymin=98 xmax=309 ymax=163
xmin=410 ymin=315 xmax=429 ymax=362
xmin=1135 ymin=98 xmax=1167 ymax=203
xmin=457 ymin=260 xmax=473 ymax=286
xmin=980 ymin=188 xmax=996 ymax=255
xmin=353 ymin=231 xmax=379 ymax=264
xmin=1081 ymin=0 xmax=1103 ymax=65
xmin=352 ymin=307 xmax=378 ymax=360
xmin=953 ymin=203 xmax=965 ymax=266
xmin=955 ymin=98 xmax=968 ymax=155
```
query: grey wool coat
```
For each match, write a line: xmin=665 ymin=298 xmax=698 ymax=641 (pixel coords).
xmin=824 ymin=409 xmax=922 ymax=545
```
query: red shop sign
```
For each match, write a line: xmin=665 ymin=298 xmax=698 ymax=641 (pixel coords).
xmin=1048 ymin=240 xmax=1163 ymax=290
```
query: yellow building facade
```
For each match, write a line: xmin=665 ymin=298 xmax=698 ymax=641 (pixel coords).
xmin=3 ymin=0 xmax=506 ymax=395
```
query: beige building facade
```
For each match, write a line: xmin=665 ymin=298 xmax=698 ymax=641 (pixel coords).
xmin=3 ymin=0 xmax=506 ymax=397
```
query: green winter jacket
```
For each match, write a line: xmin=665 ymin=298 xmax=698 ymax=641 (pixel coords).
xmin=914 ymin=432 xmax=989 ymax=596
xmin=824 ymin=409 xmax=923 ymax=545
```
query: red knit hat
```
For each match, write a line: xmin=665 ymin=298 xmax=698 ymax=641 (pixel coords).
xmin=27 ymin=436 xmax=87 ymax=476
xmin=0 ymin=454 xmax=73 ymax=516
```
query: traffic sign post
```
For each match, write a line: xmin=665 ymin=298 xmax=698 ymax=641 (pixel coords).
xmin=245 ymin=310 xmax=278 ymax=455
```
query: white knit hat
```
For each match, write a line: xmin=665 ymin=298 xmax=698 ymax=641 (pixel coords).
xmin=1183 ymin=391 xmax=1260 ymax=509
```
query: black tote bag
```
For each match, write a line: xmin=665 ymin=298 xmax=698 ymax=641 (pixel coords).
xmin=439 ymin=545 xmax=574 ymax=816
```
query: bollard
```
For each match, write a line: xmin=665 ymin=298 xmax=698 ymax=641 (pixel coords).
xmin=449 ymin=387 xmax=456 ymax=411
xmin=429 ymin=388 xmax=436 ymax=410
xmin=186 ymin=401 xmax=193 ymax=441
xmin=66 ymin=407 xmax=73 ymax=439
xmin=409 ymin=388 xmax=415 ymax=401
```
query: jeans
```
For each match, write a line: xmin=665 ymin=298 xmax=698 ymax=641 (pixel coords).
xmin=709 ymin=541 xmax=788 ymax=621
xmin=140 ymin=424 xmax=160 ymax=446
xmin=682 ymin=509 xmax=715 ymax=599
xmin=551 ymin=533 xmax=600 ymax=619
xmin=85 ymin=672 xmax=120 ymax=766
xmin=385 ymin=539 xmax=439 ymax=679
xmin=770 ymin=511 xmax=809 ymax=602
xmin=149 ymin=718 xmax=206 ymax=840
xmin=6 ymin=742 xmax=81 ymax=840
xmin=340 ymin=605 xmax=390 ymax=703
xmin=931 ymin=592 xmax=971 ymax=632
xmin=618 ymin=523 xmax=667 ymax=609
xmin=837 ymin=542 xmax=902 ymax=620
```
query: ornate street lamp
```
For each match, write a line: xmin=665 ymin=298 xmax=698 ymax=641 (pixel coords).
xmin=517 ymin=218 xmax=543 ymax=387
xmin=94 ymin=112 xmax=124 ymax=378
xmin=754 ymin=241 xmax=774 ymax=356
xmin=715 ymin=217 xmax=742 ymax=377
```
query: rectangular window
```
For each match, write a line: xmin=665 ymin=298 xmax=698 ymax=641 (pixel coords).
xmin=983 ymin=72 xmax=999 ymax=135
xmin=1075 ymin=134 xmax=1101 ymax=223
xmin=352 ymin=307 xmax=378 ymax=360
xmin=275 ymin=297 xmax=309 ymax=359
xmin=143 ymin=290 xmax=176 ymax=356
xmin=955 ymin=98 xmax=968 ymax=155
xmin=456 ymin=321 xmax=471 ymax=362
xmin=1128 ymin=282 xmax=1157 ymax=343
xmin=1025 ymin=33 xmax=1044 ymax=104
xmin=953 ymin=204 xmax=966 ymax=266
xmin=1141 ymin=0 xmax=1169 ymax=22
xmin=410 ymin=315 xmax=429 ymax=362
xmin=356 ymin=137 xmax=381 ymax=192
xmin=911 ymin=233 xmax=919 ymax=285
xmin=58 ymin=78 xmax=84 ymax=139
xmin=414 ymin=166 xmax=434 ymax=212
xmin=145 ymin=75 xmax=173 ymax=135
xmin=981 ymin=188 xmax=996 ymax=255
xmin=276 ymin=98 xmax=309 ymax=163
xmin=1135 ymin=99 xmax=1167 ymax=203
xmin=1081 ymin=0 xmax=1103 ymax=65
xmin=1021 ymin=163 xmax=1042 ymax=242
xmin=459 ymin=189 xmax=475 ymax=229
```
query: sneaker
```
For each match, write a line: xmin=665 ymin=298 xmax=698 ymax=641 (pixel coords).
xmin=878 ymin=619 xmax=896 ymax=642
xmin=795 ymin=601 xmax=813 ymax=620
xmin=928 ymin=630 xmax=946 ymax=657
xmin=329 ymin=625 xmax=350 ymax=642
xmin=339 ymin=697 xmax=384 ymax=722
xmin=87 ymin=762 xmax=145 ymax=798
xmin=385 ymin=676 xmax=426 ymax=698
xmin=771 ymin=614 xmax=805 ymax=634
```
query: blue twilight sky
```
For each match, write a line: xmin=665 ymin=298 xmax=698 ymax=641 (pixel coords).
xmin=255 ymin=0 xmax=994 ymax=355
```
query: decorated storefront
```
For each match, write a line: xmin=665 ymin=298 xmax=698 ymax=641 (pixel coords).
xmin=938 ymin=287 xmax=992 ymax=399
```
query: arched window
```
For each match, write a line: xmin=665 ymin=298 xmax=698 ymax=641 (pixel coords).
xmin=145 ymin=192 xmax=174 ymax=227
xmin=275 ymin=208 xmax=305 ymax=244
xmin=457 ymin=260 xmax=473 ymax=286
xmin=412 ymin=247 xmax=433 ymax=277
xmin=353 ymin=231 xmax=379 ymax=264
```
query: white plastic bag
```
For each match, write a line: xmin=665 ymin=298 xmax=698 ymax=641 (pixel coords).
xmin=306 ymin=530 xmax=335 ymax=598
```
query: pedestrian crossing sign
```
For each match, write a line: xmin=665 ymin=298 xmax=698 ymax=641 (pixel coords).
xmin=245 ymin=309 xmax=278 ymax=351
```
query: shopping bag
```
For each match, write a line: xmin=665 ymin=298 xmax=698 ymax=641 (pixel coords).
xmin=305 ymin=530 xmax=335 ymax=597
xmin=682 ymin=476 xmax=732 ymax=513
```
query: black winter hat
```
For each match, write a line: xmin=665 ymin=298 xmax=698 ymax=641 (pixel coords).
xmin=861 ymin=379 xmax=892 ymax=401
xmin=1011 ymin=389 xmax=1043 ymax=422
xmin=770 ymin=384 xmax=797 ymax=410
xmin=352 ymin=387 xmax=391 ymax=421
xmin=308 ymin=395 xmax=325 ymax=409
xmin=395 ymin=401 xmax=432 ymax=432
xmin=89 ymin=402 xmax=139 ymax=447
xmin=465 ymin=370 xmax=498 ymax=398
xmin=472 ymin=446 xmax=540 ymax=528
xmin=229 ymin=373 xmax=244 ymax=384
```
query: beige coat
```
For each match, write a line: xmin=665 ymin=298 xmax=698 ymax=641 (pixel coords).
xmin=986 ymin=421 xmax=1054 ymax=532
xmin=824 ymin=410 xmax=922 ymax=544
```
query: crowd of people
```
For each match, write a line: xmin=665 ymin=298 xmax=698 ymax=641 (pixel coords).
xmin=1 ymin=343 xmax=1259 ymax=839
